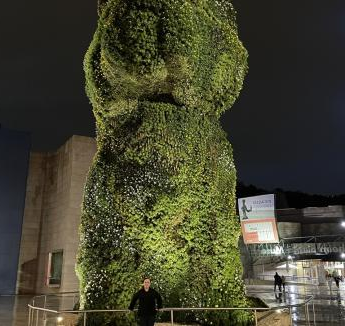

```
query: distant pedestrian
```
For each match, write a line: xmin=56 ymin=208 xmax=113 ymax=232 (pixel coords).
xmin=327 ymin=274 xmax=333 ymax=292
xmin=274 ymin=272 xmax=282 ymax=292
xmin=129 ymin=277 xmax=163 ymax=326
xmin=334 ymin=276 xmax=341 ymax=289
xmin=281 ymin=275 xmax=286 ymax=291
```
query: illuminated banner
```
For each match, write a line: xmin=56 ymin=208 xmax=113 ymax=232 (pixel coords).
xmin=238 ymin=194 xmax=279 ymax=244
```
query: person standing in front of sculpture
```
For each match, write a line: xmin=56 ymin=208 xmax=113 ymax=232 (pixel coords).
xmin=129 ymin=277 xmax=163 ymax=326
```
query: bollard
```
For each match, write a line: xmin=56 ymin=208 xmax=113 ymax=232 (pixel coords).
xmin=254 ymin=310 xmax=258 ymax=326
xmin=170 ymin=310 xmax=174 ymax=326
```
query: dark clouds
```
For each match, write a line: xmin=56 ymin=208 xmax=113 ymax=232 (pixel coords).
xmin=0 ymin=1 xmax=344 ymax=194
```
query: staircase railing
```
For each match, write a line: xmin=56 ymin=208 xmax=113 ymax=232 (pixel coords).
xmin=27 ymin=292 xmax=315 ymax=326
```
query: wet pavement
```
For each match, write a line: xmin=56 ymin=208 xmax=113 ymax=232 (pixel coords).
xmin=247 ymin=283 xmax=345 ymax=325
xmin=1 ymin=283 xmax=345 ymax=325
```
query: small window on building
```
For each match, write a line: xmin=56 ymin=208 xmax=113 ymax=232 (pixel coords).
xmin=302 ymin=260 xmax=311 ymax=268
xmin=46 ymin=250 xmax=63 ymax=287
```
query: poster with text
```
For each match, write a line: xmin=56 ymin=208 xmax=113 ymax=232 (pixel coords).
xmin=238 ymin=194 xmax=279 ymax=244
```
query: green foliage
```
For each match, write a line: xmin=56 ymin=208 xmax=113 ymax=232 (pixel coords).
xmin=78 ymin=0 xmax=250 ymax=325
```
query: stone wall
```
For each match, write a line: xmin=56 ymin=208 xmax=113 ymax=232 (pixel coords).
xmin=62 ymin=136 xmax=97 ymax=292
xmin=16 ymin=152 xmax=46 ymax=294
xmin=18 ymin=136 xmax=96 ymax=294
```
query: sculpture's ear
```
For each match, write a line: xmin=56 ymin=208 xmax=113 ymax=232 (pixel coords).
xmin=98 ymin=0 xmax=109 ymax=16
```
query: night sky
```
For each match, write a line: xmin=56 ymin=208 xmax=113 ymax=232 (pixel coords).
xmin=0 ymin=1 xmax=344 ymax=195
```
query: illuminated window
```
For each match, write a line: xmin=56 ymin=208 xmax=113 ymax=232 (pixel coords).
xmin=302 ymin=260 xmax=310 ymax=268
xmin=46 ymin=250 xmax=63 ymax=287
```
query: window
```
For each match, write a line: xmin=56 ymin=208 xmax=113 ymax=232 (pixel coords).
xmin=302 ymin=260 xmax=311 ymax=268
xmin=46 ymin=250 xmax=63 ymax=287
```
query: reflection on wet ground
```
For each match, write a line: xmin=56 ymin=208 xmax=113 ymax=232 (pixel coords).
xmin=247 ymin=283 xmax=345 ymax=325
xmin=1 ymin=283 xmax=345 ymax=325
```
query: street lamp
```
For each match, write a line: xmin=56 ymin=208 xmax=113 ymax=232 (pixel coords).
xmin=341 ymin=221 xmax=345 ymax=227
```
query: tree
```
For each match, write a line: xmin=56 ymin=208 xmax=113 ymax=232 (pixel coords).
xmin=77 ymin=0 xmax=251 ymax=324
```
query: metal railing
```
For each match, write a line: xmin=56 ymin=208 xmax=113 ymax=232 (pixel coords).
xmin=27 ymin=292 xmax=315 ymax=326
xmin=255 ymin=274 xmax=319 ymax=285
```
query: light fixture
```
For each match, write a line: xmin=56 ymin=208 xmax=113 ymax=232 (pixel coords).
xmin=341 ymin=221 xmax=345 ymax=227
xmin=341 ymin=253 xmax=345 ymax=259
xmin=57 ymin=316 xmax=64 ymax=323
xmin=273 ymin=245 xmax=283 ymax=255
xmin=287 ymin=255 xmax=292 ymax=260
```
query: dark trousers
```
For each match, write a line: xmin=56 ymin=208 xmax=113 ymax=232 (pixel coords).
xmin=138 ymin=315 xmax=155 ymax=326
xmin=274 ymin=282 xmax=281 ymax=291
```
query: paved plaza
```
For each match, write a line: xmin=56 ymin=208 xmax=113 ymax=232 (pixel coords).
xmin=1 ymin=283 xmax=345 ymax=325
xmin=247 ymin=284 xmax=345 ymax=325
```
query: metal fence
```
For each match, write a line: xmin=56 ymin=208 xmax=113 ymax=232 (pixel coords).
xmin=27 ymin=292 xmax=315 ymax=326
xmin=255 ymin=274 xmax=319 ymax=285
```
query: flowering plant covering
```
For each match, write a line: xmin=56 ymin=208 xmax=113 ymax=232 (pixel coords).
xmin=77 ymin=0 xmax=251 ymax=324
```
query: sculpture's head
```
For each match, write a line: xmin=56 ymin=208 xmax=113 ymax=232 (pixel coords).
xmin=85 ymin=0 xmax=248 ymax=121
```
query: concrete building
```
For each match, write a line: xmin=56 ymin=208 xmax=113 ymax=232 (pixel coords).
xmin=16 ymin=135 xmax=96 ymax=294
xmin=244 ymin=206 xmax=345 ymax=285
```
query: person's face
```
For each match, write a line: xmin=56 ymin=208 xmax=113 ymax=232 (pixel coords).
xmin=143 ymin=278 xmax=151 ymax=291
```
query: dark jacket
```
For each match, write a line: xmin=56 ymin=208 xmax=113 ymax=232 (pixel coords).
xmin=128 ymin=288 xmax=163 ymax=316
xmin=274 ymin=274 xmax=282 ymax=284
